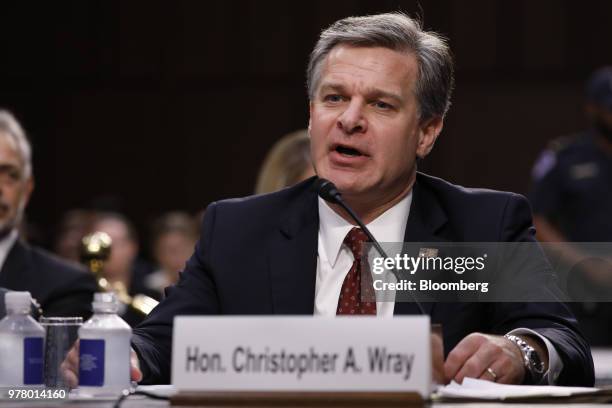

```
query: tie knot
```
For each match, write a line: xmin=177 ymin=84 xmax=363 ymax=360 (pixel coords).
xmin=343 ymin=227 xmax=369 ymax=259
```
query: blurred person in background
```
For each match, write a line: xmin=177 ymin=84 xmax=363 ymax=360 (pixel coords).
xmin=255 ymin=129 xmax=315 ymax=194
xmin=145 ymin=212 xmax=198 ymax=299
xmin=0 ymin=109 xmax=96 ymax=319
xmin=91 ymin=212 xmax=158 ymax=327
xmin=530 ymin=67 xmax=612 ymax=345
xmin=54 ymin=208 xmax=94 ymax=265
xmin=91 ymin=212 xmax=158 ymax=300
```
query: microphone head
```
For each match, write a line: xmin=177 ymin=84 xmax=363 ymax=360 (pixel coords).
xmin=315 ymin=178 xmax=342 ymax=203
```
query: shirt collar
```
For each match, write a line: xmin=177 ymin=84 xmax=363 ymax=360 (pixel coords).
xmin=0 ymin=229 xmax=19 ymax=272
xmin=318 ymin=192 xmax=412 ymax=268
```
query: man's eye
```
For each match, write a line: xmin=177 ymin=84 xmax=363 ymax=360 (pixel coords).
xmin=323 ymin=94 xmax=344 ymax=103
xmin=373 ymin=101 xmax=393 ymax=110
xmin=0 ymin=169 xmax=20 ymax=183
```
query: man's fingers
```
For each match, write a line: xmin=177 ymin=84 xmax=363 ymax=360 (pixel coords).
xmin=65 ymin=341 xmax=79 ymax=365
xmin=478 ymin=357 xmax=517 ymax=384
xmin=491 ymin=350 xmax=524 ymax=384
xmin=444 ymin=333 xmax=486 ymax=382
xmin=61 ymin=340 xmax=80 ymax=389
xmin=454 ymin=342 xmax=500 ymax=383
xmin=130 ymin=348 xmax=143 ymax=382
xmin=478 ymin=363 xmax=501 ymax=382
xmin=62 ymin=367 xmax=79 ymax=389
xmin=130 ymin=365 xmax=143 ymax=382
xmin=444 ymin=333 xmax=528 ymax=384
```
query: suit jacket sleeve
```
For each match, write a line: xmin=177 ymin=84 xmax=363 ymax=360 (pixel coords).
xmin=491 ymin=193 xmax=594 ymax=386
xmin=132 ymin=202 xmax=220 ymax=384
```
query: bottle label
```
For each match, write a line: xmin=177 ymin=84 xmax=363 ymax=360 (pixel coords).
xmin=79 ymin=339 xmax=105 ymax=386
xmin=23 ymin=337 xmax=44 ymax=385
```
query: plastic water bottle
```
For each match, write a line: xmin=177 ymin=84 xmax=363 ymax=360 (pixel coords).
xmin=78 ymin=293 xmax=132 ymax=397
xmin=0 ymin=291 xmax=45 ymax=387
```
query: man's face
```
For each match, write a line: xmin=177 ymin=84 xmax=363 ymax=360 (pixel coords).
xmin=93 ymin=218 xmax=138 ymax=281
xmin=309 ymin=46 xmax=442 ymax=204
xmin=587 ymin=103 xmax=612 ymax=143
xmin=0 ymin=132 xmax=32 ymax=236
xmin=154 ymin=231 xmax=196 ymax=281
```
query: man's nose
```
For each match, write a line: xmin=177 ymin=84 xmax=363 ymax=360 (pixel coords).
xmin=337 ymin=100 xmax=367 ymax=134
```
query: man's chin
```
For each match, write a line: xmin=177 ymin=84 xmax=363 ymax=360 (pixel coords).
xmin=326 ymin=178 xmax=371 ymax=197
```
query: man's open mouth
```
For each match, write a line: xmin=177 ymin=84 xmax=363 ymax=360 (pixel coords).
xmin=335 ymin=145 xmax=364 ymax=157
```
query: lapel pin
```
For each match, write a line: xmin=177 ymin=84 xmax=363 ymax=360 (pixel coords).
xmin=418 ymin=248 xmax=439 ymax=258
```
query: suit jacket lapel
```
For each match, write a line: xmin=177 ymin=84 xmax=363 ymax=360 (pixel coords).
xmin=268 ymin=181 xmax=319 ymax=314
xmin=266 ymin=175 xmax=448 ymax=316
xmin=395 ymin=175 xmax=447 ymax=316
xmin=0 ymin=240 xmax=30 ymax=290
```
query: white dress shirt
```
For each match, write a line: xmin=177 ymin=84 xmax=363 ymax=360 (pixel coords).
xmin=313 ymin=193 xmax=563 ymax=384
xmin=0 ymin=229 xmax=18 ymax=274
xmin=314 ymin=193 xmax=411 ymax=317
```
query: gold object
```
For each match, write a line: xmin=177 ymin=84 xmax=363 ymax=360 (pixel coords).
xmin=81 ymin=231 xmax=111 ymax=278
xmin=418 ymin=247 xmax=439 ymax=258
xmin=81 ymin=231 xmax=158 ymax=316
xmin=486 ymin=367 xmax=498 ymax=382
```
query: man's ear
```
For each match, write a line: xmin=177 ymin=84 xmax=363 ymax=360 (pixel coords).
xmin=308 ymin=101 xmax=313 ymax=136
xmin=416 ymin=116 xmax=444 ymax=159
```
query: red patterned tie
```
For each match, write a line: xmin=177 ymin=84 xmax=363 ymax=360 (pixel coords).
xmin=336 ymin=227 xmax=377 ymax=315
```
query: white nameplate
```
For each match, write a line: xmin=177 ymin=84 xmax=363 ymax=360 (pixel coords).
xmin=172 ymin=316 xmax=431 ymax=396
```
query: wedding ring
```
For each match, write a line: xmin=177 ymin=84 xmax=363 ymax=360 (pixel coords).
xmin=486 ymin=367 xmax=498 ymax=381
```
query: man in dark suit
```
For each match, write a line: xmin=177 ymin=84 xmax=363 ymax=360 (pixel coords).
xmin=0 ymin=110 xmax=97 ymax=320
xmin=63 ymin=12 xmax=594 ymax=388
xmin=0 ymin=241 xmax=97 ymax=319
xmin=129 ymin=173 xmax=593 ymax=386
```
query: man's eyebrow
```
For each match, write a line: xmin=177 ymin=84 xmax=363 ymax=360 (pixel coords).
xmin=366 ymin=89 xmax=404 ymax=105
xmin=0 ymin=164 xmax=19 ymax=172
xmin=318 ymin=82 xmax=347 ymax=94
xmin=318 ymin=82 xmax=404 ymax=104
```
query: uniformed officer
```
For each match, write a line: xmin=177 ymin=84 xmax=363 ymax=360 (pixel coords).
xmin=530 ymin=67 xmax=612 ymax=345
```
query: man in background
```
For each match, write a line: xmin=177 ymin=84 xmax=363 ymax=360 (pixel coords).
xmin=530 ymin=67 xmax=612 ymax=345
xmin=146 ymin=212 xmax=198 ymax=299
xmin=0 ymin=109 xmax=97 ymax=319
xmin=90 ymin=212 xmax=158 ymax=325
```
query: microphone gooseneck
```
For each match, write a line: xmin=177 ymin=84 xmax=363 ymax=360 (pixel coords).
xmin=315 ymin=178 xmax=389 ymax=261
xmin=315 ymin=177 xmax=426 ymax=315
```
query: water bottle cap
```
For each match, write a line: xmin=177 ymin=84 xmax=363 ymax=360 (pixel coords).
xmin=92 ymin=292 xmax=119 ymax=313
xmin=5 ymin=291 xmax=32 ymax=311
xmin=94 ymin=292 xmax=116 ymax=303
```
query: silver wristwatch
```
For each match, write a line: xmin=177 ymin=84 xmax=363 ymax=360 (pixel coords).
xmin=504 ymin=334 xmax=546 ymax=384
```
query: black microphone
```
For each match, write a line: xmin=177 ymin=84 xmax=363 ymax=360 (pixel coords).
xmin=315 ymin=178 xmax=426 ymax=315
xmin=317 ymin=178 xmax=389 ymax=260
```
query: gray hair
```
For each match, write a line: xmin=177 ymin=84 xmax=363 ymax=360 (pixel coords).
xmin=307 ymin=13 xmax=454 ymax=122
xmin=0 ymin=109 xmax=32 ymax=179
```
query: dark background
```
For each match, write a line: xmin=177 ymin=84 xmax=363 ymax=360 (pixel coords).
xmin=1 ymin=0 xmax=611 ymax=248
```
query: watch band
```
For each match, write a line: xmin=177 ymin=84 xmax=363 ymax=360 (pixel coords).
xmin=504 ymin=334 xmax=546 ymax=384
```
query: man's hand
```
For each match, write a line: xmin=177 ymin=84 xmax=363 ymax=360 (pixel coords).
xmin=444 ymin=333 xmax=525 ymax=384
xmin=60 ymin=340 xmax=143 ymax=388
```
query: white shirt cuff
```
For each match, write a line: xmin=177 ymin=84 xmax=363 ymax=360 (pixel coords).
xmin=507 ymin=328 xmax=564 ymax=385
